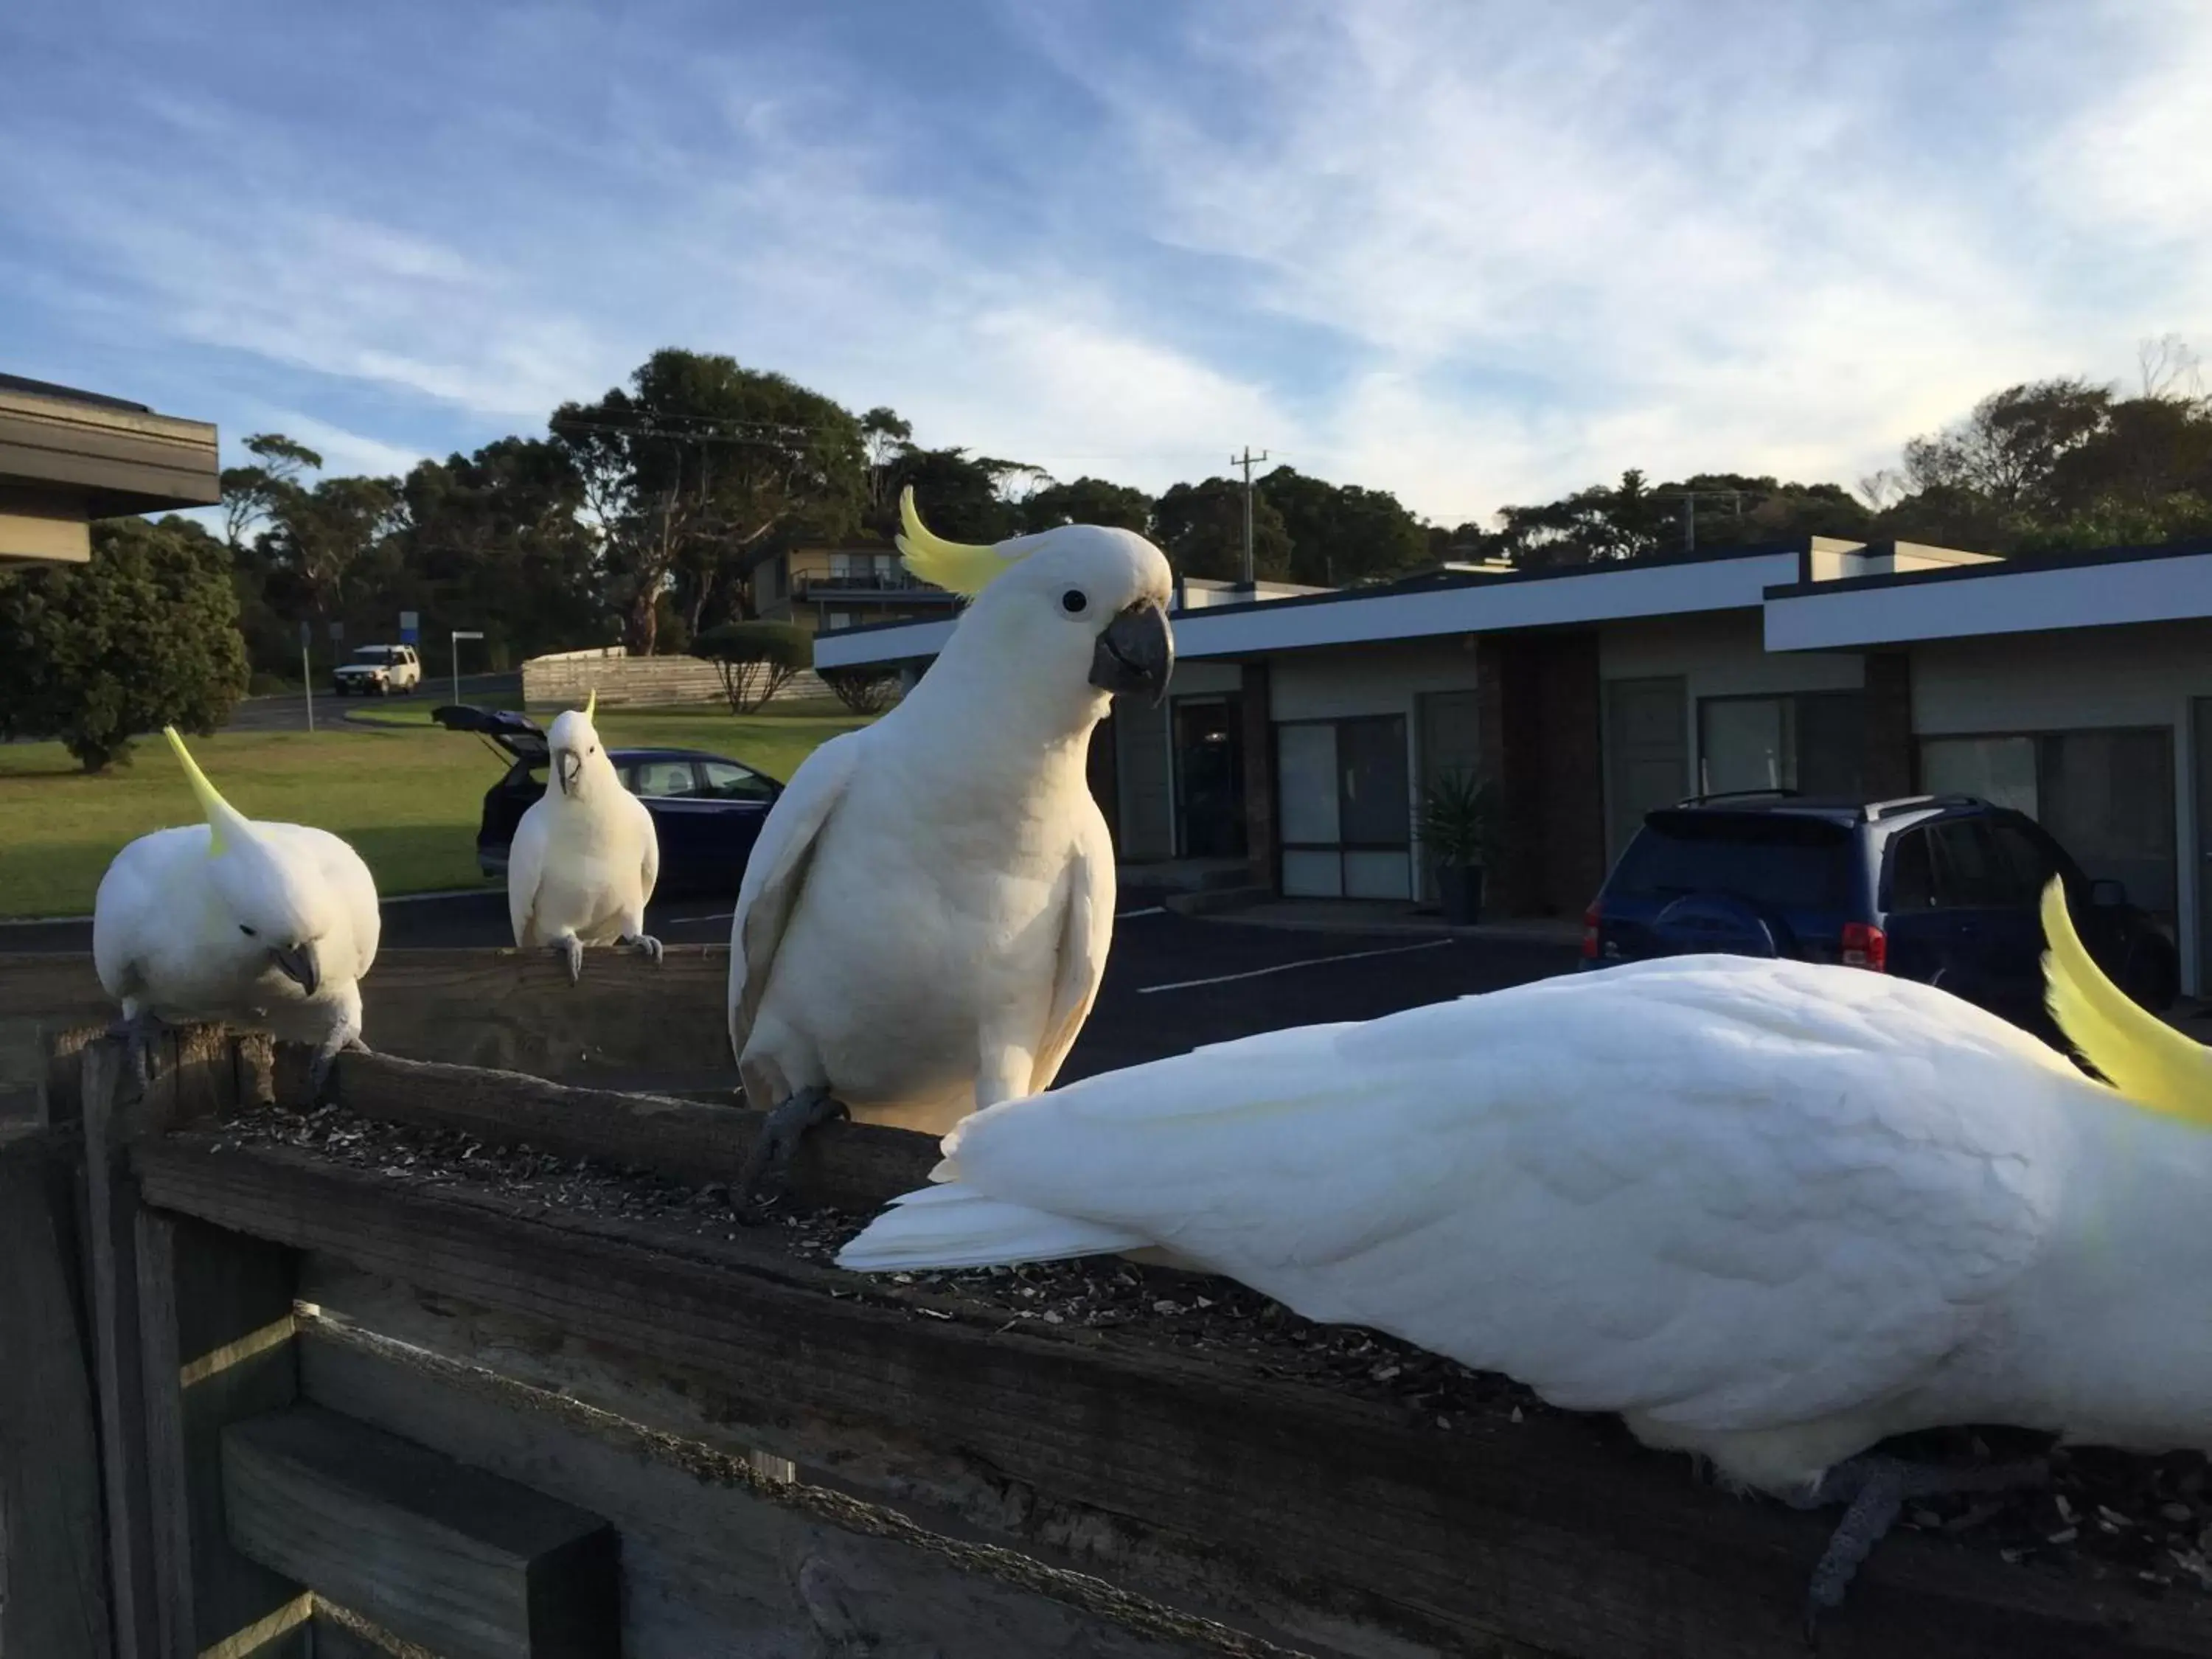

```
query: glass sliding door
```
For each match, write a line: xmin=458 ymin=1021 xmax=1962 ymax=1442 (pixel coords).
xmin=1697 ymin=690 xmax=1868 ymax=798
xmin=1276 ymin=715 xmax=1412 ymax=899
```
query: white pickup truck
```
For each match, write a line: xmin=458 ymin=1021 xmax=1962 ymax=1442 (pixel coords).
xmin=331 ymin=644 xmax=422 ymax=697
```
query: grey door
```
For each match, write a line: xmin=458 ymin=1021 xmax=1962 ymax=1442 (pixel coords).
xmin=1605 ymin=677 xmax=1688 ymax=860
xmin=2194 ymin=700 xmax=2212 ymax=987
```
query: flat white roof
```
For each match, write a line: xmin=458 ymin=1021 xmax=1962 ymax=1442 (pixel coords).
xmin=1764 ymin=544 xmax=2212 ymax=651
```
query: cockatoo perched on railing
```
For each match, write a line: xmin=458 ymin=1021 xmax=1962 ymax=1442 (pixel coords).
xmin=507 ymin=689 xmax=662 ymax=982
xmin=93 ymin=728 xmax=381 ymax=1093
xmin=842 ymin=878 xmax=2212 ymax=1629
xmin=726 ymin=488 xmax=1174 ymax=1214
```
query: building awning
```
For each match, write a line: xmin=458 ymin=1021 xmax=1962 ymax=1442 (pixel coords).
xmin=0 ymin=377 xmax=220 ymax=565
xmin=1764 ymin=541 xmax=2212 ymax=652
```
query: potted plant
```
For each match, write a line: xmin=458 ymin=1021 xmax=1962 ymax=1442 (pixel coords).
xmin=1418 ymin=769 xmax=1500 ymax=925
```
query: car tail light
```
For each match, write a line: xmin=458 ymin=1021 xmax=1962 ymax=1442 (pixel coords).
xmin=1582 ymin=904 xmax=1601 ymax=960
xmin=1841 ymin=921 xmax=1887 ymax=972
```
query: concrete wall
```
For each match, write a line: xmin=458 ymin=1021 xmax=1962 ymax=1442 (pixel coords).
xmin=522 ymin=649 xmax=828 ymax=710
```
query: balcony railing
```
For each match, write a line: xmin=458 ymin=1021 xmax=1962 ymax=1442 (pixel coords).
xmin=792 ymin=573 xmax=958 ymax=600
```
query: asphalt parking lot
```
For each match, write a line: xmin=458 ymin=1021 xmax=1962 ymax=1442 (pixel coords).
xmin=2 ymin=889 xmax=1582 ymax=1079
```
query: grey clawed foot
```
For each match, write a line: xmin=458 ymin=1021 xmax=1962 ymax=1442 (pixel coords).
xmin=554 ymin=936 xmax=584 ymax=985
xmin=731 ymin=1085 xmax=849 ymax=1222
xmin=342 ymin=1035 xmax=372 ymax=1054
xmin=1798 ymin=1454 xmax=2048 ymax=1643
xmin=105 ymin=1010 xmax=172 ymax=1087
xmin=620 ymin=932 xmax=664 ymax=965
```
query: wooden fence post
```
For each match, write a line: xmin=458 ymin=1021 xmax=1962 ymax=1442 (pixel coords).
xmin=0 ymin=1124 xmax=111 ymax=1659
xmin=80 ymin=1026 xmax=307 ymax=1659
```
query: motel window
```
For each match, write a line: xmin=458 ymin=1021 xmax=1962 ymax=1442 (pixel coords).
xmin=1697 ymin=691 xmax=1865 ymax=798
xmin=1920 ymin=728 xmax=2175 ymax=932
xmin=1277 ymin=715 xmax=1411 ymax=900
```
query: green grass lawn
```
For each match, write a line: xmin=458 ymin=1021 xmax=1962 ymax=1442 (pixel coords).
xmin=0 ymin=706 xmax=871 ymax=918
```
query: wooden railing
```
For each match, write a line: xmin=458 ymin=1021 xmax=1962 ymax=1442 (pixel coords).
xmin=9 ymin=1028 xmax=2212 ymax=1656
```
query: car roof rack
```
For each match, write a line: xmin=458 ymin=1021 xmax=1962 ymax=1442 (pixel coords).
xmin=1866 ymin=793 xmax=1986 ymax=820
xmin=1671 ymin=787 xmax=1804 ymax=807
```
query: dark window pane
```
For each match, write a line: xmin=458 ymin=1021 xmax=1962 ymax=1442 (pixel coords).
xmin=1338 ymin=717 xmax=1410 ymax=847
xmin=1926 ymin=820 xmax=2022 ymax=907
xmin=698 ymin=761 xmax=773 ymax=802
xmin=1886 ymin=828 xmax=1936 ymax=912
xmin=1987 ymin=821 xmax=2060 ymax=900
xmin=1612 ymin=812 xmax=1854 ymax=910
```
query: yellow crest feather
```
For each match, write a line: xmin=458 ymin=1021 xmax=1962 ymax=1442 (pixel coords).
xmin=585 ymin=686 xmax=597 ymax=720
xmin=2041 ymin=876 xmax=2212 ymax=1126
xmin=897 ymin=487 xmax=1014 ymax=598
xmin=161 ymin=726 xmax=237 ymax=857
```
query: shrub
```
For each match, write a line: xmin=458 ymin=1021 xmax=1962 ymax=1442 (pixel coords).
xmin=818 ymin=664 xmax=903 ymax=715
xmin=692 ymin=620 xmax=812 ymax=714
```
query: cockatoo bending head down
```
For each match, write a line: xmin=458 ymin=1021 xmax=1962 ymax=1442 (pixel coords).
xmin=167 ymin=727 xmax=344 ymax=995
xmin=895 ymin=487 xmax=1175 ymax=715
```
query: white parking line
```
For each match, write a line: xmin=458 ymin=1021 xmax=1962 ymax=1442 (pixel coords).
xmin=1137 ymin=937 xmax=1453 ymax=995
xmin=1116 ymin=906 xmax=1167 ymax=919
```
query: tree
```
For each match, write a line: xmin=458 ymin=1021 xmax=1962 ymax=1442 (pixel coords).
xmin=860 ymin=406 xmax=913 ymax=516
xmin=1258 ymin=465 xmax=1427 ymax=586
xmin=219 ymin=432 xmax=322 ymax=551
xmin=1902 ymin=378 xmax=2113 ymax=509
xmin=1151 ymin=477 xmax=1292 ymax=580
xmin=1019 ymin=477 xmax=1153 ymax=535
xmin=0 ymin=517 xmax=248 ymax=771
xmin=258 ymin=473 xmax=405 ymax=622
xmin=692 ymin=620 xmax=812 ymax=713
xmin=871 ymin=446 xmax=1030 ymax=543
xmin=553 ymin=349 xmax=867 ymax=655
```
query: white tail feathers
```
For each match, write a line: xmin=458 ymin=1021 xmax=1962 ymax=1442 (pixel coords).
xmin=834 ymin=1182 xmax=1146 ymax=1273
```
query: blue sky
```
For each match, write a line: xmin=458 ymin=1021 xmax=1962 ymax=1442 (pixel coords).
xmin=4 ymin=0 xmax=2208 ymax=525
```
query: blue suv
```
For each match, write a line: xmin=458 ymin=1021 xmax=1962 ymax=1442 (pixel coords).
xmin=1582 ymin=791 xmax=2180 ymax=1036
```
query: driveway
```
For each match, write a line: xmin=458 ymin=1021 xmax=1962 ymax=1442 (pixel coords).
xmin=226 ymin=672 xmax=522 ymax=732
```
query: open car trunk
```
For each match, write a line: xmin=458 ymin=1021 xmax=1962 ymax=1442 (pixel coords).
xmin=432 ymin=704 xmax=547 ymax=762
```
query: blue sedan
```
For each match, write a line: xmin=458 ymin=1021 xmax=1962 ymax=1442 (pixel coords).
xmin=433 ymin=705 xmax=784 ymax=899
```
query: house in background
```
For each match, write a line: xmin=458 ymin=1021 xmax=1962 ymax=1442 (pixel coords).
xmin=0 ymin=373 xmax=219 ymax=566
xmin=754 ymin=544 xmax=963 ymax=636
xmin=819 ymin=530 xmax=2212 ymax=998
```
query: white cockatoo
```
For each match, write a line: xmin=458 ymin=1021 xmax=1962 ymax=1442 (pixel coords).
xmin=842 ymin=880 xmax=2212 ymax=1625
xmin=726 ymin=487 xmax=1174 ymax=1210
xmin=93 ymin=727 xmax=381 ymax=1092
xmin=507 ymin=690 xmax=661 ymax=982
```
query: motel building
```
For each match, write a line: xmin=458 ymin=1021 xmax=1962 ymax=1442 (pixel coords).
xmin=815 ymin=535 xmax=2212 ymax=996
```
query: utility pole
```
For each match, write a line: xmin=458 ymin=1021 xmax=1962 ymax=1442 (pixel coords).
xmin=1231 ymin=446 xmax=1270 ymax=587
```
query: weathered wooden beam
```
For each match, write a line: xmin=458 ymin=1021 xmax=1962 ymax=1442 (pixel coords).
xmin=136 ymin=1135 xmax=2212 ymax=1659
xmin=299 ymin=1315 xmax=1264 ymax=1658
xmin=222 ymin=1404 xmax=619 ymax=1659
xmin=0 ymin=1125 xmax=110 ymax=1659
xmin=291 ymin=1046 xmax=937 ymax=1211
xmin=0 ymin=947 xmax=732 ymax=1097
xmin=135 ymin=1211 xmax=305 ymax=1659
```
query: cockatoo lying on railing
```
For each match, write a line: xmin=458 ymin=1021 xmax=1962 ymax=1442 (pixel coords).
xmin=841 ymin=877 xmax=2212 ymax=1629
xmin=93 ymin=728 xmax=381 ymax=1095
xmin=725 ymin=488 xmax=1175 ymax=1215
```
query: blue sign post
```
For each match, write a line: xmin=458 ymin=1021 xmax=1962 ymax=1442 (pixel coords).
xmin=398 ymin=610 xmax=420 ymax=645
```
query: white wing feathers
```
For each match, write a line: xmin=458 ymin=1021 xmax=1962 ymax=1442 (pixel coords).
xmin=507 ymin=806 xmax=552 ymax=947
xmin=897 ymin=957 xmax=2074 ymax=1436
xmin=728 ymin=731 xmax=865 ymax=1058
xmin=1026 ymin=810 xmax=1116 ymax=1097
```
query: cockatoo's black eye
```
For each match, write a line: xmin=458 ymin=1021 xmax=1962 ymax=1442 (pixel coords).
xmin=1060 ymin=589 xmax=1088 ymax=616
xmin=239 ymin=925 xmax=257 ymax=937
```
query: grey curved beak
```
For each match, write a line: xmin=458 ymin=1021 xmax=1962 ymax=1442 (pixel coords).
xmin=271 ymin=942 xmax=319 ymax=997
xmin=1089 ymin=599 xmax=1175 ymax=706
xmin=557 ymin=750 xmax=582 ymax=797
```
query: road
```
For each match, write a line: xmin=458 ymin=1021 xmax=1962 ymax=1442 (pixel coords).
xmin=1 ymin=887 xmax=1582 ymax=1080
xmin=226 ymin=672 xmax=523 ymax=732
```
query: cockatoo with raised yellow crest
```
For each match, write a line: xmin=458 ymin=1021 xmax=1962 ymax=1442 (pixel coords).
xmin=726 ymin=487 xmax=1173 ymax=1211
xmin=842 ymin=879 xmax=2212 ymax=1628
xmin=507 ymin=689 xmax=662 ymax=983
xmin=92 ymin=728 xmax=381 ymax=1093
